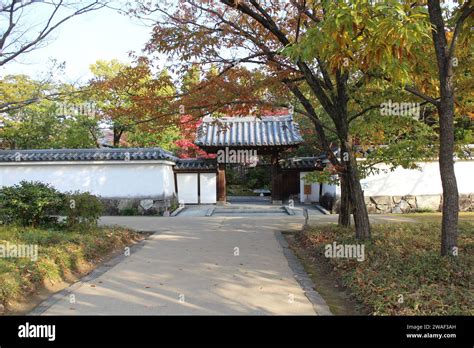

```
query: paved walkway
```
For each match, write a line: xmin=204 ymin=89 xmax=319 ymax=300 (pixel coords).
xmin=32 ymin=214 xmax=330 ymax=315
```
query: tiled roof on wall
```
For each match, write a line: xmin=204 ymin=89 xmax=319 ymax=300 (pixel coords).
xmin=174 ymin=158 xmax=218 ymax=171
xmin=0 ymin=148 xmax=177 ymax=163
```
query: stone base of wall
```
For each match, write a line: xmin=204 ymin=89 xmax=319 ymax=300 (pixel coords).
xmin=101 ymin=195 xmax=178 ymax=216
xmin=332 ymin=193 xmax=474 ymax=214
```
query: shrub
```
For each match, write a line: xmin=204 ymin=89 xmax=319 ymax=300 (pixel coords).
xmin=63 ymin=191 xmax=103 ymax=227
xmin=0 ymin=181 xmax=64 ymax=227
xmin=119 ymin=207 xmax=139 ymax=216
xmin=245 ymin=166 xmax=271 ymax=190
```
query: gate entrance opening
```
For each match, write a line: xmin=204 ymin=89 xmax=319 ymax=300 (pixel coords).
xmin=194 ymin=115 xmax=304 ymax=204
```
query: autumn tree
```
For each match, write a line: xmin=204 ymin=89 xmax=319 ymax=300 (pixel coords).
xmin=409 ymin=0 xmax=473 ymax=256
xmin=88 ymin=59 xmax=177 ymax=146
xmin=283 ymin=0 xmax=473 ymax=255
xmin=336 ymin=0 xmax=472 ymax=255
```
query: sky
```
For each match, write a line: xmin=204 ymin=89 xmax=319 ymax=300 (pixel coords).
xmin=0 ymin=3 xmax=154 ymax=84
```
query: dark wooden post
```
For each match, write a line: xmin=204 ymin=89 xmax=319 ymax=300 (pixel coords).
xmin=217 ymin=163 xmax=226 ymax=204
xmin=271 ymin=152 xmax=282 ymax=204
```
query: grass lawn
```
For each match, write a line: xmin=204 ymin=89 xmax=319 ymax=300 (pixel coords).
xmin=407 ymin=212 xmax=474 ymax=223
xmin=288 ymin=221 xmax=473 ymax=315
xmin=0 ymin=225 xmax=143 ymax=314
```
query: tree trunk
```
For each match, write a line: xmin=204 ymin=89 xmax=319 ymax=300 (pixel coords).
xmin=437 ymin=68 xmax=459 ymax=256
xmin=113 ymin=127 xmax=123 ymax=147
xmin=438 ymin=100 xmax=459 ymax=256
xmin=331 ymin=72 xmax=370 ymax=238
xmin=338 ymin=173 xmax=351 ymax=227
xmin=346 ymin=150 xmax=371 ymax=239
xmin=428 ymin=1 xmax=460 ymax=256
xmin=338 ymin=141 xmax=351 ymax=227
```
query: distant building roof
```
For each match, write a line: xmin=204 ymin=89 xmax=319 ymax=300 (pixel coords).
xmin=0 ymin=148 xmax=177 ymax=163
xmin=195 ymin=115 xmax=303 ymax=149
xmin=280 ymin=156 xmax=327 ymax=170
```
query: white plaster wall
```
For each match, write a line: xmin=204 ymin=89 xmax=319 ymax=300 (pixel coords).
xmin=176 ymin=173 xmax=198 ymax=204
xmin=0 ymin=161 xmax=175 ymax=199
xmin=321 ymin=182 xmax=337 ymax=197
xmin=299 ymin=160 xmax=474 ymax=201
xmin=361 ymin=161 xmax=474 ymax=196
xmin=299 ymin=172 xmax=321 ymax=203
xmin=200 ymin=173 xmax=217 ymax=204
